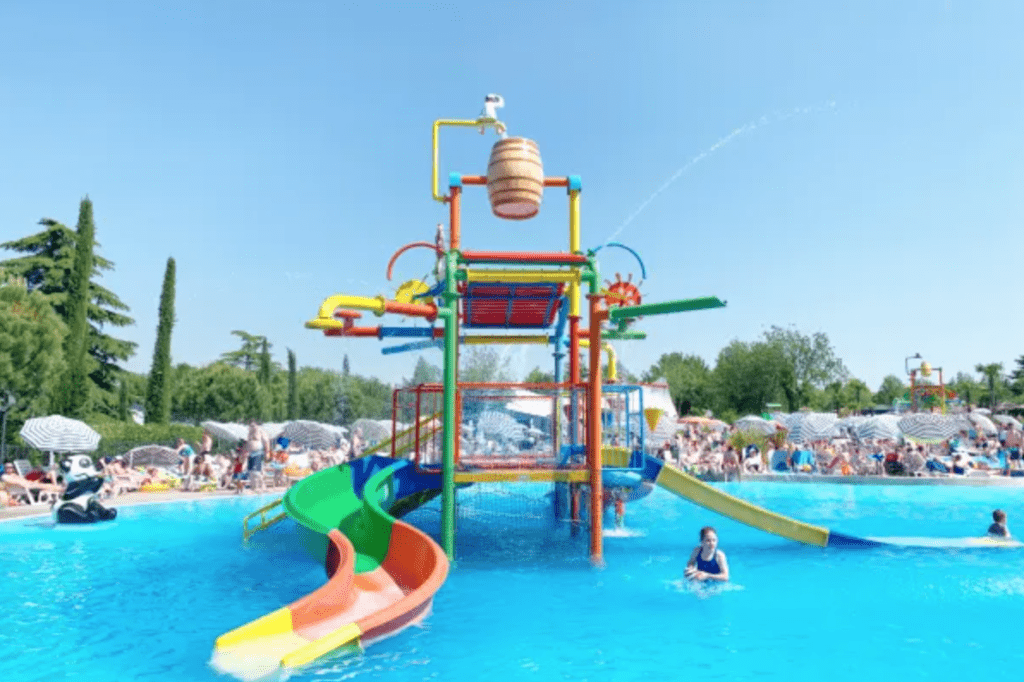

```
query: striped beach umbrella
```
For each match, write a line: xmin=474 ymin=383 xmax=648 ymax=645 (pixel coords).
xmin=966 ymin=412 xmax=998 ymax=436
xmin=855 ymin=415 xmax=901 ymax=442
xmin=476 ymin=411 xmax=526 ymax=441
xmin=993 ymin=414 xmax=1023 ymax=430
xmin=124 ymin=444 xmax=179 ymax=468
xmin=281 ymin=420 xmax=346 ymax=450
xmin=897 ymin=413 xmax=962 ymax=443
xmin=786 ymin=412 xmax=839 ymax=443
xmin=200 ymin=421 xmax=249 ymax=443
xmin=734 ymin=415 xmax=779 ymax=436
xmin=19 ymin=415 xmax=101 ymax=453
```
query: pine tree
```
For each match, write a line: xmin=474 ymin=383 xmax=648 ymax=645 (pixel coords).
xmin=343 ymin=354 xmax=350 ymax=377
xmin=220 ymin=331 xmax=265 ymax=371
xmin=57 ymin=198 xmax=96 ymax=418
xmin=287 ymin=349 xmax=298 ymax=420
xmin=0 ymin=204 xmax=136 ymax=404
xmin=145 ymin=257 xmax=176 ymax=424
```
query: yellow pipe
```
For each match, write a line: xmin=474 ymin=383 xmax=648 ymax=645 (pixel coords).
xmin=463 ymin=335 xmax=549 ymax=345
xmin=315 ymin=294 xmax=386 ymax=319
xmin=464 ymin=268 xmax=581 ymax=284
xmin=432 ymin=118 xmax=503 ymax=203
xmin=569 ymin=189 xmax=581 ymax=317
xmin=579 ymin=339 xmax=617 ymax=381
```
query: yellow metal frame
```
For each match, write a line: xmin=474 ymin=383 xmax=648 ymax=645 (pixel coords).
xmin=453 ymin=469 xmax=588 ymax=483
xmin=579 ymin=339 xmax=617 ymax=381
xmin=432 ymin=118 xmax=505 ymax=202
xmin=463 ymin=268 xmax=582 ymax=284
xmin=463 ymin=335 xmax=549 ymax=345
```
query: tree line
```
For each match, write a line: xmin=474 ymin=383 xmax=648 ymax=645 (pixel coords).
xmin=3 ymin=197 xmax=1023 ymax=451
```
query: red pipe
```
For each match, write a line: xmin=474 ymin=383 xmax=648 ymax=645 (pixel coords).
xmin=450 ymin=185 xmax=461 ymax=251
xmin=587 ymin=294 xmax=608 ymax=565
xmin=460 ymin=250 xmax=588 ymax=265
xmin=386 ymin=242 xmax=443 ymax=281
xmin=460 ymin=176 xmax=568 ymax=187
xmin=383 ymin=300 xmax=438 ymax=320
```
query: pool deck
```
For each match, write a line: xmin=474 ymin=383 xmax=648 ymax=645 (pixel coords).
xmin=6 ymin=473 xmax=1024 ymax=523
xmin=743 ymin=472 xmax=1024 ymax=486
xmin=0 ymin=487 xmax=286 ymax=522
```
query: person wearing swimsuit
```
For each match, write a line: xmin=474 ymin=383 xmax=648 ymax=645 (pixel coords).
xmin=684 ymin=526 xmax=730 ymax=582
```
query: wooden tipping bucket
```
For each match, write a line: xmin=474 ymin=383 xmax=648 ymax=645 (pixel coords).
xmin=486 ymin=137 xmax=543 ymax=220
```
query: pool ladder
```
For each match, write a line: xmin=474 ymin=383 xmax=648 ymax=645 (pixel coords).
xmin=242 ymin=498 xmax=287 ymax=542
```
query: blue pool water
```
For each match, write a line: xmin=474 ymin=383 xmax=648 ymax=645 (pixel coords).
xmin=3 ymin=483 xmax=1024 ymax=682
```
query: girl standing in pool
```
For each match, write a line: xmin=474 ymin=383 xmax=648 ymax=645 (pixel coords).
xmin=685 ymin=526 xmax=730 ymax=582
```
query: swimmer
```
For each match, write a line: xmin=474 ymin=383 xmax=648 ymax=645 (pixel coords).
xmin=987 ymin=509 xmax=1010 ymax=538
xmin=614 ymin=489 xmax=625 ymax=529
xmin=684 ymin=526 xmax=729 ymax=582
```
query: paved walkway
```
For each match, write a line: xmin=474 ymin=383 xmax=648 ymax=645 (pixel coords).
xmin=0 ymin=487 xmax=286 ymax=522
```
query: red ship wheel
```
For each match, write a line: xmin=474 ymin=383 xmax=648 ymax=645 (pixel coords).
xmin=603 ymin=272 xmax=642 ymax=309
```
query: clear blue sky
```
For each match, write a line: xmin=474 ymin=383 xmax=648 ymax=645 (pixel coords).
xmin=2 ymin=1 xmax=1022 ymax=393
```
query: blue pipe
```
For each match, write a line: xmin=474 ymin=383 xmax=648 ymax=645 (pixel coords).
xmin=589 ymin=241 xmax=648 ymax=280
xmin=381 ymin=340 xmax=442 ymax=355
xmin=378 ymin=327 xmax=439 ymax=339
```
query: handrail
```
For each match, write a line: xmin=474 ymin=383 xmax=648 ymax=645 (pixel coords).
xmin=242 ymin=497 xmax=288 ymax=542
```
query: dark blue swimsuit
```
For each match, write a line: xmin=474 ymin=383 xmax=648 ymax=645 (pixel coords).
xmin=695 ymin=550 xmax=722 ymax=575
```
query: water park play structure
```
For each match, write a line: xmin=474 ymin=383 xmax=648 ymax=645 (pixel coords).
xmin=211 ymin=97 xmax=932 ymax=678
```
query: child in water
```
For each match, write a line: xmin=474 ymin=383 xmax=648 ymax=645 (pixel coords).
xmin=684 ymin=526 xmax=730 ymax=582
xmin=988 ymin=509 xmax=1010 ymax=538
xmin=614 ymin=489 xmax=625 ymax=529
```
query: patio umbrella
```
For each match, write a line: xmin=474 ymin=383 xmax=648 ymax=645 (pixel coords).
xmin=261 ymin=422 xmax=287 ymax=442
xmin=281 ymin=420 xmax=345 ymax=450
xmin=966 ymin=412 xmax=998 ymax=436
xmin=734 ymin=415 xmax=779 ymax=436
xmin=993 ymin=414 xmax=1023 ymax=430
xmin=350 ymin=418 xmax=390 ymax=442
xmin=124 ymin=444 xmax=179 ymax=468
xmin=897 ymin=413 xmax=962 ymax=443
xmin=476 ymin=411 xmax=526 ymax=441
xmin=786 ymin=412 xmax=839 ymax=443
xmin=855 ymin=415 xmax=901 ymax=442
xmin=200 ymin=421 xmax=249 ymax=443
xmin=19 ymin=415 xmax=101 ymax=458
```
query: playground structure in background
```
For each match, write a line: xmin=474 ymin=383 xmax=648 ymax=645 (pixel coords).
xmin=906 ymin=358 xmax=954 ymax=413
xmin=304 ymin=96 xmax=727 ymax=563
xmin=214 ymin=97 xmax=949 ymax=678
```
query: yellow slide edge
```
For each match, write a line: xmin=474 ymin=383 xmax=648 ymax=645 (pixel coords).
xmin=281 ymin=622 xmax=362 ymax=668
xmin=215 ymin=607 xmax=293 ymax=650
xmin=655 ymin=463 xmax=829 ymax=547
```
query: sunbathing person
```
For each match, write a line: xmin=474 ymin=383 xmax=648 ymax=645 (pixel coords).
xmin=1 ymin=462 xmax=65 ymax=498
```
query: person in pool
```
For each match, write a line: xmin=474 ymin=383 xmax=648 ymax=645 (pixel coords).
xmin=684 ymin=526 xmax=730 ymax=582
xmin=987 ymin=509 xmax=1010 ymax=538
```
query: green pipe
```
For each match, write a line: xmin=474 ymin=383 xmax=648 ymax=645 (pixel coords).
xmin=603 ymin=330 xmax=647 ymax=340
xmin=440 ymin=251 xmax=459 ymax=560
xmin=608 ymin=296 xmax=726 ymax=321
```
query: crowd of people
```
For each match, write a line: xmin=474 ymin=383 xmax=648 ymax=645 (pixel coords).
xmin=656 ymin=419 xmax=1024 ymax=481
xmin=1 ymin=421 xmax=375 ymax=507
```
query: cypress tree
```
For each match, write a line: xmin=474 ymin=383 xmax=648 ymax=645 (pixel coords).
xmin=258 ymin=338 xmax=271 ymax=385
xmin=287 ymin=348 xmax=298 ymax=420
xmin=145 ymin=257 xmax=175 ymax=424
xmin=58 ymin=198 xmax=96 ymax=418
xmin=118 ymin=379 xmax=130 ymax=422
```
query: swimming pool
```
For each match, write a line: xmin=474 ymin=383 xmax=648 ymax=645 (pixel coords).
xmin=3 ymin=483 xmax=1023 ymax=681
